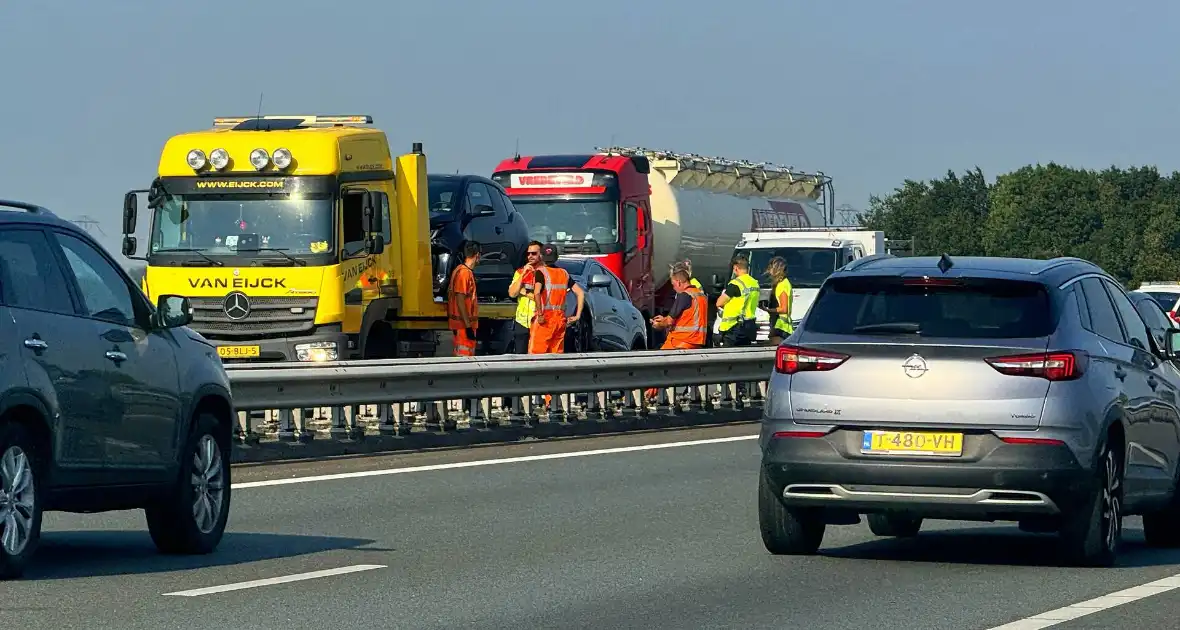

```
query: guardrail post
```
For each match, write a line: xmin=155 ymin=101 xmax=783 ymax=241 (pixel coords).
xmin=277 ymin=408 xmax=297 ymax=442
xmin=376 ymin=403 xmax=396 ymax=435
xmin=329 ymin=404 xmax=348 ymax=439
xmin=547 ymin=393 xmax=568 ymax=423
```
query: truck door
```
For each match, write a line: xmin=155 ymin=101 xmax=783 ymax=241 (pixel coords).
xmin=622 ymin=200 xmax=652 ymax=311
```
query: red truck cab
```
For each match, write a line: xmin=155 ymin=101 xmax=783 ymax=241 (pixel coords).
xmin=491 ymin=153 xmax=657 ymax=320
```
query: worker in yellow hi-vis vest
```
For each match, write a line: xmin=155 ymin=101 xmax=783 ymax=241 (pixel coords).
xmin=714 ymin=254 xmax=759 ymax=347
xmin=507 ymin=241 xmax=543 ymax=353
xmin=761 ymin=255 xmax=793 ymax=345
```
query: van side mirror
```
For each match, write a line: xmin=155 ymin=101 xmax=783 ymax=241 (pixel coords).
xmin=122 ymin=236 xmax=137 ymax=257
xmin=1167 ymin=329 xmax=1180 ymax=360
xmin=122 ymin=192 xmax=138 ymax=234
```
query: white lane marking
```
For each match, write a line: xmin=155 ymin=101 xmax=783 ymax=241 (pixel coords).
xmin=983 ymin=573 xmax=1180 ymax=629
xmin=162 ymin=564 xmax=387 ymax=597
xmin=235 ymin=434 xmax=760 ymax=489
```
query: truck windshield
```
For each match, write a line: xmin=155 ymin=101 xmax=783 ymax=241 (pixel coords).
xmin=741 ymin=247 xmax=840 ymax=289
xmin=149 ymin=194 xmax=334 ymax=257
xmin=511 ymin=199 xmax=619 ymax=245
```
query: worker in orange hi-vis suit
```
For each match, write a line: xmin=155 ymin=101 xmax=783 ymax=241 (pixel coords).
xmin=646 ymin=269 xmax=708 ymax=400
xmin=447 ymin=240 xmax=482 ymax=357
xmin=528 ymin=243 xmax=585 ymax=354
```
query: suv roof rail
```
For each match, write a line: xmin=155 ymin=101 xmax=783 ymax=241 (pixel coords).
xmin=842 ymin=252 xmax=895 ymax=272
xmin=0 ymin=199 xmax=54 ymax=216
xmin=1033 ymin=256 xmax=1098 ymax=275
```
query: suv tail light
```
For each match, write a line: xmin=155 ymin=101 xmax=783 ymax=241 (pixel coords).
xmin=775 ymin=345 xmax=850 ymax=374
xmin=1169 ymin=310 xmax=1180 ymax=325
xmin=984 ymin=351 xmax=1085 ymax=381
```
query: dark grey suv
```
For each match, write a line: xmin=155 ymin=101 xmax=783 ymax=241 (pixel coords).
xmin=760 ymin=254 xmax=1180 ymax=567
xmin=0 ymin=200 xmax=236 ymax=579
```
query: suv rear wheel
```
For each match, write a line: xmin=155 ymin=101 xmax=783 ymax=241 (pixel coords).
xmin=0 ymin=423 xmax=42 ymax=580
xmin=1058 ymin=437 xmax=1122 ymax=567
xmin=145 ymin=413 xmax=231 ymax=555
xmin=758 ymin=469 xmax=825 ymax=555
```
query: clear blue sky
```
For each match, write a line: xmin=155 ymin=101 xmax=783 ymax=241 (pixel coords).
xmin=2 ymin=0 xmax=1177 ymax=256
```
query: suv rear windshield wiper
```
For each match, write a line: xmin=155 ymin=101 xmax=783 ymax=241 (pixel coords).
xmin=852 ymin=322 xmax=922 ymax=334
xmin=157 ymin=248 xmax=224 ymax=267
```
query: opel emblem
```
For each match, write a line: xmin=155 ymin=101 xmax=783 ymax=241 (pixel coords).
xmin=902 ymin=354 xmax=928 ymax=378
xmin=223 ymin=291 xmax=251 ymax=320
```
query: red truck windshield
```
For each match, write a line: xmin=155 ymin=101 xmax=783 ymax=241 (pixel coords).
xmin=513 ymin=199 xmax=619 ymax=246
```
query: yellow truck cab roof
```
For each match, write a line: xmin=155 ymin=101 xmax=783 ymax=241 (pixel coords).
xmin=158 ymin=115 xmax=393 ymax=178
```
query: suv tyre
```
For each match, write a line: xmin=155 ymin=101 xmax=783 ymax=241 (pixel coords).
xmin=758 ymin=469 xmax=825 ymax=555
xmin=145 ymin=413 xmax=231 ymax=555
xmin=1058 ymin=437 xmax=1122 ymax=567
xmin=0 ymin=423 xmax=43 ymax=580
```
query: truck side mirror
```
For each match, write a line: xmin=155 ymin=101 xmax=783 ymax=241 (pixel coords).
xmin=122 ymin=192 xmax=138 ymax=235
xmin=366 ymin=234 xmax=385 ymax=255
xmin=122 ymin=236 xmax=137 ymax=257
xmin=711 ymin=273 xmax=724 ymax=290
xmin=360 ymin=191 xmax=377 ymax=232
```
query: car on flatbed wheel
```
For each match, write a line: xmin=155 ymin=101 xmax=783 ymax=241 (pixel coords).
xmin=758 ymin=254 xmax=1180 ymax=567
xmin=0 ymin=199 xmax=235 ymax=580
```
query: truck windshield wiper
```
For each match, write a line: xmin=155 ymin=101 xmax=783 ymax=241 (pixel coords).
xmin=852 ymin=322 xmax=922 ymax=335
xmin=246 ymin=248 xmax=306 ymax=266
xmin=158 ymin=248 xmax=224 ymax=267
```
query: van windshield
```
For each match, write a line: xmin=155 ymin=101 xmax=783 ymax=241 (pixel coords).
xmin=738 ymin=247 xmax=840 ymax=289
xmin=804 ymin=276 xmax=1054 ymax=339
xmin=149 ymin=193 xmax=335 ymax=257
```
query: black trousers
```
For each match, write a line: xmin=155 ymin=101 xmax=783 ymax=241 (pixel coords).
xmin=715 ymin=321 xmax=756 ymax=347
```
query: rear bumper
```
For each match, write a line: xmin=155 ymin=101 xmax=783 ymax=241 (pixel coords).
xmin=761 ymin=428 xmax=1092 ymax=519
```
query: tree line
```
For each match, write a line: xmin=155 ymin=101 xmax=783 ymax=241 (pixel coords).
xmin=857 ymin=163 xmax=1180 ymax=287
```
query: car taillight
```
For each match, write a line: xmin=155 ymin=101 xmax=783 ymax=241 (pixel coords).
xmin=775 ymin=345 xmax=850 ymax=374
xmin=772 ymin=430 xmax=831 ymax=439
xmin=1169 ymin=310 xmax=1180 ymax=325
xmin=984 ymin=351 xmax=1084 ymax=381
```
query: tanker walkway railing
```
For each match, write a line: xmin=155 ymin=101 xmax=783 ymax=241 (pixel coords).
xmin=225 ymin=347 xmax=776 ymax=463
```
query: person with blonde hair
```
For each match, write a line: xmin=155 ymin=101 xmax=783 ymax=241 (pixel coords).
xmin=670 ymin=260 xmax=702 ymax=290
xmin=761 ymin=255 xmax=793 ymax=344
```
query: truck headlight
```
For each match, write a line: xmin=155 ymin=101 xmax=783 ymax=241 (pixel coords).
xmin=186 ymin=149 xmax=207 ymax=170
xmin=209 ymin=148 xmax=230 ymax=170
xmin=295 ymin=341 xmax=338 ymax=362
xmin=273 ymin=147 xmax=293 ymax=169
xmin=249 ymin=148 xmax=270 ymax=170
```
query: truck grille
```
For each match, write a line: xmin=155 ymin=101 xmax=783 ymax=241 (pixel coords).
xmin=188 ymin=296 xmax=319 ymax=340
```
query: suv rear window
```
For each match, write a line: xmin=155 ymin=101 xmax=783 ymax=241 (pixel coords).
xmin=804 ymin=276 xmax=1054 ymax=339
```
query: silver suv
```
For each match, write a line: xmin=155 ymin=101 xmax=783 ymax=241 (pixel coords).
xmin=758 ymin=254 xmax=1180 ymax=567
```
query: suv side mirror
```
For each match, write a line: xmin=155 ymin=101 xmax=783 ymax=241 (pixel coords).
xmin=472 ymin=204 xmax=495 ymax=218
xmin=155 ymin=294 xmax=193 ymax=329
xmin=1166 ymin=329 xmax=1180 ymax=360
xmin=122 ymin=192 xmax=138 ymax=234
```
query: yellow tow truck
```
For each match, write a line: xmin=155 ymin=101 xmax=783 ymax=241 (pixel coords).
xmin=120 ymin=114 xmax=515 ymax=362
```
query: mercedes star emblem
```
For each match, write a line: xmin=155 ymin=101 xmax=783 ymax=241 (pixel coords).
xmin=223 ymin=291 xmax=251 ymax=320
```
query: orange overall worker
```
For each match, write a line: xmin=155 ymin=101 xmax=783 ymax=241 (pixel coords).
xmin=646 ymin=270 xmax=708 ymax=399
xmin=447 ymin=240 xmax=482 ymax=357
xmin=528 ymin=243 xmax=585 ymax=354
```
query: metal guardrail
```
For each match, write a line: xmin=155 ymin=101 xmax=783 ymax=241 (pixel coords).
xmin=224 ymin=348 xmax=776 ymax=461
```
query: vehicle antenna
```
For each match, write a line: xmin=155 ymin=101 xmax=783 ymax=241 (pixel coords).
xmin=255 ymin=92 xmax=264 ymax=127
xmin=513 ymin=138 xmax=520 ymax=162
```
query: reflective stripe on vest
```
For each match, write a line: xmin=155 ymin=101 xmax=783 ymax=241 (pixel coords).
xmin=512 ymin=269 xmax=536 ymax=327
xmin=718 ymin=273 xmax=760 ymax=331
xmin=537 ymin=266 xmax=569 ymax=314
xmin=773 ymin=277 xmax=793 ymax=334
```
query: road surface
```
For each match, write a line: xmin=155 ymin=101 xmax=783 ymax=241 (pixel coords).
xmin=6 ymin=424 xmax=1180 ymax=629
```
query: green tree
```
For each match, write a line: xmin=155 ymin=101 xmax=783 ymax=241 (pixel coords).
xmin=859 ymin=168 xmax=990 ymax=257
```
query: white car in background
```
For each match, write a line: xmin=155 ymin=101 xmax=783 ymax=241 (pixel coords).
xmin=1134 ymin=281 xmax=1180 ymax=326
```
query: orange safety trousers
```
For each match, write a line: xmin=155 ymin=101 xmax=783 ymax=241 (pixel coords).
xmin=452 ymin=327 xmax=476 ymax=357
xmin=528 ymin=314 xmax=566 ymax=354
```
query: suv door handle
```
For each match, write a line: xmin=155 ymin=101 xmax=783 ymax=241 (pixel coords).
xmin=23 ymin=337 xmax=48 ymax=351
xmin=1114 ymin=366 xmax=1127 ymax=381
xmin=1149 ymin=375 xmax=1160 ymax=390
xmin=105 ymin=350 xmax=128 ymax=364
xmin=495 ymin=226 xmax=503 ymax=234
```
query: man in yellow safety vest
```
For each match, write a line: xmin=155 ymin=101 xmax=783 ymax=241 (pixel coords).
xmin=714 ymin=254 xmax=759 ymax=347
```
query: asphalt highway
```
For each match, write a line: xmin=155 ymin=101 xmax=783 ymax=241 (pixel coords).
xmin=7 ymin=423 xmax=1180 ymax=630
